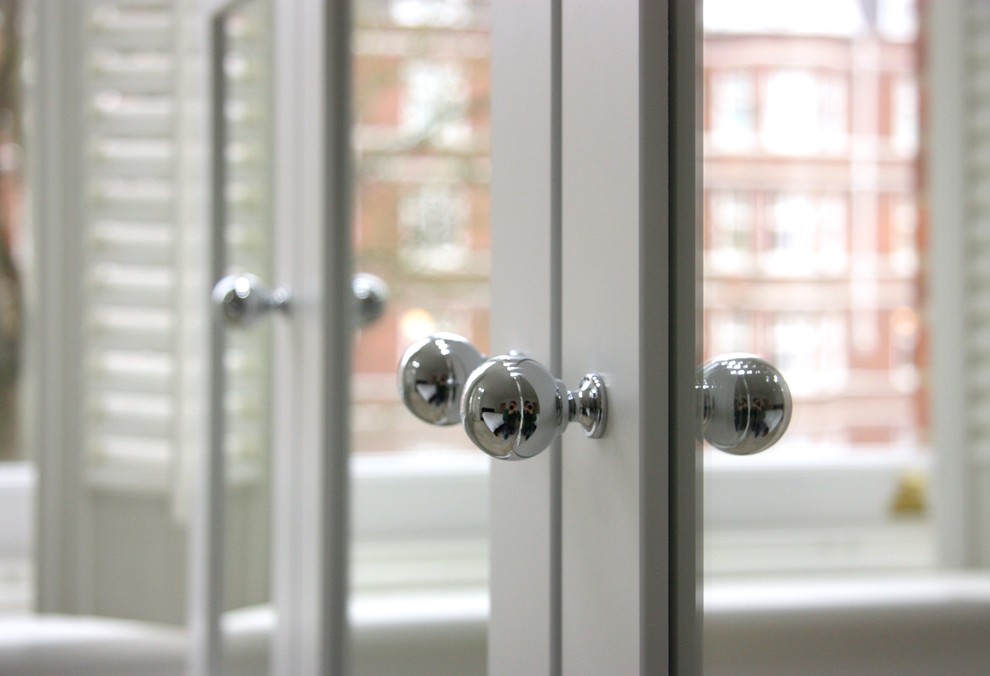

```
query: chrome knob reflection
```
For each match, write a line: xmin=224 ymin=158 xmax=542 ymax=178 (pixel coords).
xmin=352 ymin=273 xmax=388 ymax=329
xmin=399 ymin=333 xmax=484 ymax=426
xmin=211 ymin=273 xmax=289 ymax=328
xmin=698 ymin=354 xmax=792 ymax=455
xmin=461 ymin=355 xmax=607 ymax=461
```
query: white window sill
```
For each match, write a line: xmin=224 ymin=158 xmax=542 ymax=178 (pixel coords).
xmin=705 ymin=445 xmax=935 ymax=575
xmin=705 ymin=572 xmax=990 ymax=675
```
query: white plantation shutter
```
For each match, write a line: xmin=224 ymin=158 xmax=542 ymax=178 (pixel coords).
xmin=31 ymin=0 xmax=272 ymax=620
xmin=80 ymin=0 xmax=272 ymax=499
xmin=932 ymin=0 xmax=990 ymax=567
xmin=82 ymin=0 xmax=200 ymax=487
xmin=964 ymin=1 xmax=990 ymax=559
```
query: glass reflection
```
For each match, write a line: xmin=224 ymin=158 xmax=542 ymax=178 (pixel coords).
xmin=399 ymin=333 xmax=483 ymax=425
xmin=479 ymin=398 xmax=537 ymax=442
xmin=460 ymin=356 xmax=564 ymax=461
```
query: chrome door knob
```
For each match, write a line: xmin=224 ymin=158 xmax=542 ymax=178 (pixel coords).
xmin=212 ymin=273 xmax=290 ymax=328
xmin=461 ymin=355 xmax=607 ymax=461
xmin=352 ymin=273 xmax=388 ymax=329
xmin=213 ymin=272 xmax=389 ymax=330
xmin=698 ymin=354 xmax=792 ymax=455
xmin=399 ymin=333 xmax=484 ymax=425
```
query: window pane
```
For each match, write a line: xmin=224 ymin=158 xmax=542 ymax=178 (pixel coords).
xmin=352 ymin=0 xmax=491 ymax=457
xmin=703 ymin=0 xmax=930 ymax=574
xmin=710 ymin=70 xmax=755 ymax=151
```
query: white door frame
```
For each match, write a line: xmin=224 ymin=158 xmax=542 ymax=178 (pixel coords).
xmin=560 ymin=1 xmax=698 ymax=673
xmin=269 ymin=0 xmax=353 ymax=673
xmin=192 ymin=1 xmax=353 ymax=674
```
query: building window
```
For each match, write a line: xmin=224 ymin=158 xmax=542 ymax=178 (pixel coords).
xmin=890 ymin=194 xmax=919 ymax=275
xmin=400 ymin=60 xmax=471 ymax=149
xmin=761 ymin=70 xmax=847 ymax=155
xmin=877 ymin=0 xmax=918 ymax=42
xmin=390 ymin=0 xmax=472 ymax=28
xmin=710 ymin=70 xmax=756 ymax=152
xmin=708 ymin=309 xmax=756 ymax=357
xmin=398 ymin=184 xmax=470 ymax=273
xmin=818 ymin=193 xmax=848 ymax=272
xmin=771 ymin=312 xmax=848 ymax=399
xmin=891 ymin=75 xmax=919 ymax=156
xmin=763 ymin=192 xmax=848 ymax=275
xmin=709 ymin=190 xmax=755 ymax=271
xmin=768 ymin=192 xmax=816 ymax=258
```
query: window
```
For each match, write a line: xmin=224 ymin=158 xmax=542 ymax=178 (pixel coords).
xmin=768 ymin=192 xmax=817 ymax=259
xmin=397 ymin=184 xmax=470 ymax=273
xmin=761 ymin=70 xmax=847 ymax=155
xmin=888 ymin=193 xmax=919 ymax=274
xmin=400 ymin=60 xmax=471 ymax=149
xmin=762 ymin=192 xmax=848 ymax=275
xmin=704 ymin=0 xmax=929 ymax=577
xmin=877 ymin=0 xmax=918 ymax=42
xmin=770 ymin=312 xmax=848 ymax=400
xmin=351 ymin=0 xmax=491 ymax=466
xmin=708 ymin=190 xmax=755 ymax=270
xmin=709 ymin=70 xmax=755 ymax=152
xmin=390 ymin=0 xmax=472 ymax=28
xmin=707 ymin=309 xmax=756 ymax=357
xmin=891 ymin=75 xmax=919 ymax=156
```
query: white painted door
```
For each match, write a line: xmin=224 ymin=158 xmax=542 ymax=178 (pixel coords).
xmin=195 ymin=0 xmax=352 ymax=673
xmin=488 ymin=1 xmax=698 ymax=674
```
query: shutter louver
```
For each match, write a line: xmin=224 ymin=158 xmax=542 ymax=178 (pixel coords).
xmin=79 ymin=0 xmax=273 ymax=489
xmin=81 ymin=0 xmax=185 ymax=475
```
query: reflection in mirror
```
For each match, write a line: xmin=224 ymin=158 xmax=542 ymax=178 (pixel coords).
xmin=398 ymin=333 xmax=484 ymax=426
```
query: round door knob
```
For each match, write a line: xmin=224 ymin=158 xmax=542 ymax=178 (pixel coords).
xmin=698 ymin=354 xmax=792 ymax=455
xmin=352 ymin=273 xmax=388 ymax=328
xmin=460 ymin=355 xmax=607 ymax=461
xmin=211 ymin=273 xmax=289 ymax=328
xmin=399 ymin=333 xmax=484 ymax=426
